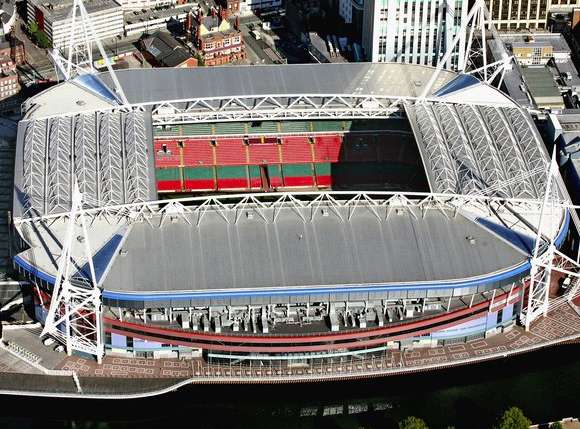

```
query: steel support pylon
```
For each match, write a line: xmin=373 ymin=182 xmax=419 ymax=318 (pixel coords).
xmin=420 ymin=0 xmax=514 ymax=99
xmin=522 ymin=149 xmax=580 ymax=330
xmin=49 ymin=0 xmax=128 ymax=105
xmin=40 ymin=183 xmax=104 ymax=363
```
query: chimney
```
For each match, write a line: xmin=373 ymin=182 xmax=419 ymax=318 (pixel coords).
xmin=235 ymin=15 xmax=240 ymax=30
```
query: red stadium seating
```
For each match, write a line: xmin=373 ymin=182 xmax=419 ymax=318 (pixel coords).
xmin=249 ymin=165 xmax=262 ymax=190
xmin=216 ymin=166 xmax=249 ymax=190
xmin=314 ymin=135 xmax=342 ymax=163
xmin=248 ymin=142 xmax=280 ymax=164
xmin=281 ymin=164 xmax=315 ymax=188
xmin=183 ymin=167 xmax=215 ymax=192
xmin=154 ymin=140 xmax=181 ymax=168
xmin=281 ymin=136 xmax=314 ymax=163
xmin=182 ymin=139 xmax=214 ymax=166
xmin=315 ymin=163 xmax=332 ymax=187
xmin=154 ymin=131 xmax=419 ymax=195
xmin=156 ymin=168 xmax=181 ymax=192
xmin=215 ymin=138 xmax=247 ymax=165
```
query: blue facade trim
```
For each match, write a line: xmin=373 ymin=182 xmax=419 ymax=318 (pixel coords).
xmin=75 ymin=233 xmax=125 ymax=285
xmin=73 ymin=74 xmax=121 ymax=105
xmin=13 ymin=255 xmax=56 ymax=284
xmin=433 ymin=74 xmax=479 ymax=97
xmin=475 ymin=217 xmax=535 ymax=254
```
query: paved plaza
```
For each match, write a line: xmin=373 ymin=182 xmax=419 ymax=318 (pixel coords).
xmin=45 ymin=303 xmax=580 ymax=383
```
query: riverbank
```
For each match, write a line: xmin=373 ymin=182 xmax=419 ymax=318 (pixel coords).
xmin=0 ymin=344 xmax=578 ymax=429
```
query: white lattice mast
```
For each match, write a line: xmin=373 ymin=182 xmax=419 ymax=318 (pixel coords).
xmin=419 ymin=0 xmax=514 ymax=99
xmin=522 ymin=149 xmax=580 ymax=330
xmin=40 ymin=183 xmax=104 ymax=363
xmin=49 ymin=0 xmax=129 ymax=105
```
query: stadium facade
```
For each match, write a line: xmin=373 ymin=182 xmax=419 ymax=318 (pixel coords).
xmin=11 ymin=63 xmax=569 ymax=364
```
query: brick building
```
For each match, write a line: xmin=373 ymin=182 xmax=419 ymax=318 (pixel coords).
xmin=140 ymin=30 xmax=198 ymax=68
xmin=0 ymin=38 xmax=25 ymax=65
xmin=193 ymin=9 xmax=245 ymax=66
xmin=0 ymin=70 xmax=19 ymax=100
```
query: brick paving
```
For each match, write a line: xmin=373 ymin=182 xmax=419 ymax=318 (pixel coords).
xmin=52 ymin=303 xmax=580 ymax=382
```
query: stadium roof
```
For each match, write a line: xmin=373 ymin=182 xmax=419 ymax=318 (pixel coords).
xmin=405 ymin=102 xmax=549 ymax=199
xmin=100 ymin=206 xmax=529 ymax=297
xmin=12 ymin=63 xmax=565 ymax=300
xmin=16 ymin=194 xmax=567 ymax=300
xmin=22 ymin=63 xmax=515 ymax=121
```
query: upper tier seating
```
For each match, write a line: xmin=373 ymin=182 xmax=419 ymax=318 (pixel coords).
xmin=155 ymin=140 xmax=181 ymax=168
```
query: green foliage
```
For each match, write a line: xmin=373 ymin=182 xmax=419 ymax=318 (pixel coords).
xmin=27 ymin=21 xmax=38 ymax=34
xmin=495 ymin=407 xmax=532 ymax=429
xmin=27 ymin=21 xmax=52 ymax=48
xmin=398 ymin=416 xmax=429 ymax=429
xmin=33 ymin=31 xmax=51 ymax=49
xmin=549 ymin=423 xmax=564 ymax=429
xmin=194 ymin=52 xmax=205 ymax=66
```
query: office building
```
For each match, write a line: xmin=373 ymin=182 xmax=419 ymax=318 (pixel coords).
xmin=362 ymin=0 xmax=468 ymax=66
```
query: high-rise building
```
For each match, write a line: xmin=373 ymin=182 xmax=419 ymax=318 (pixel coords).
xmin=486 ymin=0 xmax=580 ymax=29
xmin=27 ymin=0 xmax=123 ymax=50
xmin=339 ymin=0 xmax=364 ymax=32
xmin=362 ymin=0 xmax=468 ymax=67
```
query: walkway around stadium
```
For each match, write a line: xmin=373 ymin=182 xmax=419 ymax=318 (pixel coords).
xmin=0 ymin=298 xmax=578 ymax=399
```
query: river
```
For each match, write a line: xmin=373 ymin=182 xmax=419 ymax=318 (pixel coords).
xmin=0 ymin=344 xmax=578 ymax=429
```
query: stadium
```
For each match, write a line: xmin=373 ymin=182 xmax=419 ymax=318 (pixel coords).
xmin=10 ymin=62 xmax=570 ymax=364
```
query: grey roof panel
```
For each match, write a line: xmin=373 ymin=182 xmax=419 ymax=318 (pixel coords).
xmin=102 ymin=63 xmax=458 ymax=105
xmin=102 ymin=207 xmax=526 ymax=294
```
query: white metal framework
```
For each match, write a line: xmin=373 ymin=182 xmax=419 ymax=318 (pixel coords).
xmin=421 ymin=0 xmax=515 ymax=98
xmin=521 ymin=151 xmax=580 ymax=330
xmin=40 ymin=184 xmax=104 ymax=363
xmin=19 ymin=108 xmax=152 ymax=218
xmin=49 ymin=0 xmax=128 ymax=105
xmin=405 ymin=102 xmax=547 ymax=199
xmin=150 ymin=94 xmax=409 ymax=125
xmin=18 ymin=186 xmax=577 ymax=362
xmin=13 ymin=189 xmax=555 ymax=232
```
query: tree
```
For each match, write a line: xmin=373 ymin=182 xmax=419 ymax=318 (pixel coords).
xmin=399 ymin=416 xmax=428 ymax=429
xmin=549 ymin=423 xmax=563 ymax=429
xmin=193 ymin=52 xmax=205 ymax=67
xmin=495 ymin=407 xmax=531 ymax=429
xmin=27 ymin=21 xmax=38 ymax=35
xmin=33 ymin=31 xmax=52 ymax=49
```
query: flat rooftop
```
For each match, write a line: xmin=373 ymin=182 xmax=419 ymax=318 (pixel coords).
xmin=101 ymin=206 xmax=528 ymax=296
xmin=522 ymin=67 xmax=563 ymax=103
xmin=501 ymin=32 xmax=572 ymax=54
xmin=29 ymin=0 xmax=121 ymax=21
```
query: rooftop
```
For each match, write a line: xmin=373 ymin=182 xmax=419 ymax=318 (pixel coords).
xmin=124 ymin=4 xmax=191 ymax=25
xmin=28 ymin=0 xmax=121 ymax=21
xmin=101 ymin=205 xmax=528 ymax=296
xmin=140 ymin=30 xmax=194 ymax=68
xmin=501 ymin=32 xmax=572 ymax=54
xmin=521 ymin=66 xmax=564 ymax=104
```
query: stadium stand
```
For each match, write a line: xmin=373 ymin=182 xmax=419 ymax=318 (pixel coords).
xmin=281 ymin=136 xmax=314 ymax=164
xmin=182 ymin=139 xmax=214 ymax=166
xmin=154 ymin=140 xmax=181 ymax=168
xmin=215 ymin=138 xmax=247 ymax=165
xmin=184 ymin=167 xmax=215 ymax=192
xmin=152 ymin=127 xmax=427 ymax=193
